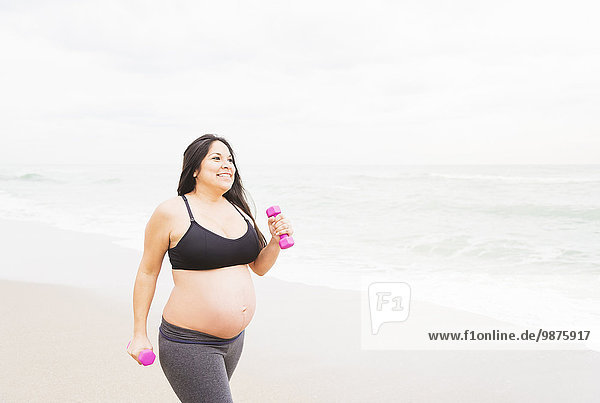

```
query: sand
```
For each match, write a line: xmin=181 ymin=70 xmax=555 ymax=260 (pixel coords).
xmin=1 ymin=218 xmax=599 ymax=402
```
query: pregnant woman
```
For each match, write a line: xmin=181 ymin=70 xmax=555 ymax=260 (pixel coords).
xmin=127 ymin=134 xmax=293 ymax=402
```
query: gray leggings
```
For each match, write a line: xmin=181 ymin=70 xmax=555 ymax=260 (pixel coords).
xmin=158 ymin=316 xmax=245 ymax=403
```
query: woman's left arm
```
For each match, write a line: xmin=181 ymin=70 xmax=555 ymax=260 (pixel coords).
xmin=250 ymin=214 xmax=293 ymax=276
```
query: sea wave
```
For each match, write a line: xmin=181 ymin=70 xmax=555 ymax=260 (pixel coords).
xmin=0 ymin=172 xmax=59 ymax=183
xmin=428 ymin=173 xmax=600 ymax=184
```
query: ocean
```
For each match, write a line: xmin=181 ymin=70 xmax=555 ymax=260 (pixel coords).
xmin=1 ymin=163 xmax=599 ymax=343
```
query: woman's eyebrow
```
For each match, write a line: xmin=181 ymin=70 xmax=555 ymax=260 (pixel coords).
xmin=210 ymin=153 xmax=232 ymax=157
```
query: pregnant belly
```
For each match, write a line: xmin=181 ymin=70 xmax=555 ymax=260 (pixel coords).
xmin=162 ymin=265 xmax=257 ymax=338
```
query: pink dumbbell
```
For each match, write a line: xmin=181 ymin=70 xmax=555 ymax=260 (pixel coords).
xmin=127 ymin=340 xmax=156 ymax=366
xmin=266 ymin=205 xmax=294 ymax=249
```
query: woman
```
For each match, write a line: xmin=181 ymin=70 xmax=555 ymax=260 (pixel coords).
xmin=127 ymin=134 xmax=294 ymax=402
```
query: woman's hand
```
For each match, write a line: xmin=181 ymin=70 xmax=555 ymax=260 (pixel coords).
xmin=127 ymin=335 xmax=154 ymax=365
xmin=267 ymin=213 xmax=294 ymax=241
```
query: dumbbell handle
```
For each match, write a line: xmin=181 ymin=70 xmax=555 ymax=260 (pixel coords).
xmin=127 ymin=341 xmax=156 ymax=366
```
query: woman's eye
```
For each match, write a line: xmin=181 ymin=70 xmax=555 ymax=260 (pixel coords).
xmin=213 ymin=157 xmax=233 ymax=163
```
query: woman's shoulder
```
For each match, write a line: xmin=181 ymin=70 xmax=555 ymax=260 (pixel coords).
xmin=145 ymin=197 xmax=181 ymax=230
xmin=153 ymin=195 xmax=185 ymax=217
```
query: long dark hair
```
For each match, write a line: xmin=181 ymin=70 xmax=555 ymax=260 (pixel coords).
xmin=176 ymin=134 xmax=267 ymax=249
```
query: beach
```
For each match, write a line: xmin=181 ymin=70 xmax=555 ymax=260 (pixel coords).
xmin=1 ymin=218 xmax=600 ymax=402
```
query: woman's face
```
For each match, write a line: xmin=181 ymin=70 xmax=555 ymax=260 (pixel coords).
xmin=196 ymin=141 xmax=235 ymax=190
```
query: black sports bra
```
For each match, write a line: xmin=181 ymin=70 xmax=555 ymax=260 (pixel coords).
xmin=168 ymin=195 xmax=261 ymax=270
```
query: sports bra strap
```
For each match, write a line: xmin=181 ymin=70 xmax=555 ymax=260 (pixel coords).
xmin=181 ymin=195 xmax=195 ymax=222
xmin=228 ymin=200 xmax=248 ymax=221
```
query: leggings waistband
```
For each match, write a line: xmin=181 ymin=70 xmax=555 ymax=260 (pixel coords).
xmin=159 ymin=316 xmax=244 ymax=345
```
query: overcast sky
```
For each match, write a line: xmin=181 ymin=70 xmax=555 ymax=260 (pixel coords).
xmin=0 ymin=0 xmax=599 ymax=166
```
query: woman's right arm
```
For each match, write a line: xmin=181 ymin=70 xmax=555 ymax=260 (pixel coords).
xmin=132 ymin=202 xmax=171 ymax=338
